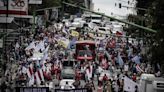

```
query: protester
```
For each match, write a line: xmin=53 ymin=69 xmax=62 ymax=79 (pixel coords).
xmin=1 ymin=18 xmax=160 ymax=92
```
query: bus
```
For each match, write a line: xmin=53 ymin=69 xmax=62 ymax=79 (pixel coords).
xmin=75 ymin=40 xmax=96 ymax=61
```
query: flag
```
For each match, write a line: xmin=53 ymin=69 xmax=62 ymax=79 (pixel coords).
xmin=36 ymin=60 xmax=40 ymax=67
xmin=71 ymin=30 xmax=79 ymax=37
xmin=132 ymin=55 xmax=140 ymax=64
xmin=62 ymin=27 xmax=68 ymax=34
xmin=27 ymin=63 xmax=33 ymax=78
xmin=116 ymin=31 xmax=123 ymax=36
xmin=68 ymin=37 xmax=77 ymax=49
xmin=37 ymin=41 xmax=45 ymax=51
xmin=117 ymin=52 xmax=124 ymax=66
xmin=29 ymin=75 xmax=34 ymax=86
xmin=124 ymin=76 xmax=139 ymax=92
xmin=35 ymin=71 xmax=41 ymax=85
xmin=86 ymin=68 xmax=92 ymax=80
xmin=39 ymin=68 xmax=45 ymax=82
xmin=136 ymin=64 xmax=144 ymax=72
xmin=25 ymin=41 xmax=35 ymax=50
xmin=22 ymin=66 xmax=27 ymax=74
xmin=43 ymin=45 xmax=49 ymax=54
xmin=41 ymin=53 xmax=48 ymax=65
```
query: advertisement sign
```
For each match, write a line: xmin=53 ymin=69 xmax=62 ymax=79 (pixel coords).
xmin=29 ymin=0 xmax=42 ymax=4
xmin=0 ymin=0 xmax=28 ymax=15
xmin=9 ymin=0 xmax=28 ymax=11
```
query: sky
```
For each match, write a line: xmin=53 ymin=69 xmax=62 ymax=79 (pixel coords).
xmin=92 ymin=0 xmax=137 ymax=19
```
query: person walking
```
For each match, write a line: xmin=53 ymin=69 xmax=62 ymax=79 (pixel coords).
xmin=97 ymin=82 xmax=103 ymax=92
xmin=105 ymin=80 xmax=112 ymax=92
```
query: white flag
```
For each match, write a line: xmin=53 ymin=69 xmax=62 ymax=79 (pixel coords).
xmin=124 ymin=76 xmax=139 ymax=92
xmin=117 ymin=52 xmax=124 ymax=66
xmin=29 ymin=75 xmax=34 ymax=86
xmin=22 ymin=66 xmax=27 ymax=74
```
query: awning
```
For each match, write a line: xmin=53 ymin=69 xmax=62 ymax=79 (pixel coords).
xmin=0 ymin=17 xmax=14 ymax=23
xmin=9 ymin=15 xmax=33 ymax=18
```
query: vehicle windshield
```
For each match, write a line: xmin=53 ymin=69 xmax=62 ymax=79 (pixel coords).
xmin=78 ymin=50 xmax=92 ymax=57
xmin=62 ymin=68 xmax=75 ymax=79
xmin=98 ymin=49 xmax=104 ymax=53
xmin=99 ymin=28 xmax=106 ymax=31
xmin=63 ymin=61 xmax=74 ymax=67
xmin=62 ymin=75 xmax=74 ymax=79
xmin=92 ymin=17 xmax=102 ymax=20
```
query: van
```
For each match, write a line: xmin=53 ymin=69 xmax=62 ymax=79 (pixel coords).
xmin=139 ymin=74 xmax=164 ymax=92
xmin=139 ymin=74 xmax=155 ymax=92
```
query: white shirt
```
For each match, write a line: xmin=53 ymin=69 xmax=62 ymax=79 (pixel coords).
xmin=124 ymin=64 xmax=129 ymax=72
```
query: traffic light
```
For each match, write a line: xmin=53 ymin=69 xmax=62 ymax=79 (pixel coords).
xmin=128 ymin=1 xmax=130 ymax=4
xmin=119 ymin=3 xmax=122 ymax=8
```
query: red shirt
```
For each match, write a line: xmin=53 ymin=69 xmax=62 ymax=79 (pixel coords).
xmin=103 ymin=75 xmax=108 ymax=81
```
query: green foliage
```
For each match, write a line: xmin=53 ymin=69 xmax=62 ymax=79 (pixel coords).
xmin=151 ymin=0 xmax=164 ymax=63
xmin=134 ymin=0 xmax=164 ymax=64
xmin=39 ymin=0 xmax=61 ymax=8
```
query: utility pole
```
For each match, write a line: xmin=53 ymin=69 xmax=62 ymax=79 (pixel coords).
xmin=3 ymin=0 xmax=9 ymax=61
xmin=61 ymin=0 xmax=65 ymax=21
xmin=32 ymin=5 xmax=36 ymax=34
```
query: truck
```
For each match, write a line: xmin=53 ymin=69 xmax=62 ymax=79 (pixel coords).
xmin=139 ymin=74 xmax=164 ymax=92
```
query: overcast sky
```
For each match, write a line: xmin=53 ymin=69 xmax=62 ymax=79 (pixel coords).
xmin=92 ymin=0 xmax=137 ymax=19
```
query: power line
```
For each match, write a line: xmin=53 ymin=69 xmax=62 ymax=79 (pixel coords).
xmin=62 ymin=2 xmax=157 ymax=33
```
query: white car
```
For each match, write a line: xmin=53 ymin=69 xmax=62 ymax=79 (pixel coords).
xmin=72 ymin=18 xmax=86 ymax=28
xmin=95 ymin=27 xmax=112 ymax=37
xmin=111 ymin=22 xmax=123 ymax=34
xmin=71 ymin=22 xmax=81 ymax=28
xmin=60 ymin=79 xmax=75 ymax=89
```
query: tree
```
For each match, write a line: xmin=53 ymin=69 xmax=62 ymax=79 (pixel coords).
xmin=133 ymin=0 xmax=164 ymax=66
xmin=151 ymin=0 xmax=164 ymax=64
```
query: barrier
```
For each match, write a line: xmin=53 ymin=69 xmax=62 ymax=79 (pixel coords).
xmin=15 ymin=87 xmax=49 ymax=92
xmin=55 ymin=88 xmax=88 ymax=92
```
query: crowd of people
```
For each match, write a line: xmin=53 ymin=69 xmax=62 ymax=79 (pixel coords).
xmin=0 ymin=19 xmax=162 ymax=92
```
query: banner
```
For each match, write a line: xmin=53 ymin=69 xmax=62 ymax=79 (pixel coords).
xmin=55 ymin=88 xmax=87 ymax=92
xmin=132 ymin=55 xmax=141 ymax=64
xmin=71 ymin=30 xmax=79 ymax=37
xmin=58 ymin=38 xmax=70 ymax=48
xmin=124 ymin=76 xmax=139 ymax=92
xmin=0 ymin=0 xmax=28 ymax=15
xmin=15 ymin=87 xmax=49 ymax=92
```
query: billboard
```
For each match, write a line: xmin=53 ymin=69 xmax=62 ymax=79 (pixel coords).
xmin=0 ymin=0 xmax=28 ymax=15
